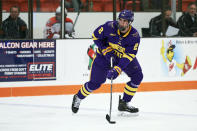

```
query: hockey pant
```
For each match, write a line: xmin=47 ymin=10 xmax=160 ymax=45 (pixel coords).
xmin=77 ymin=55 xmax=143 ymax=102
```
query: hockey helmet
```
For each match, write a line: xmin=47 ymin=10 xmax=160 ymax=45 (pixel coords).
xmin=118 ymin=10 xmax=134 ymax=22
xmin=56 ymin=6 xmax=67 ymax=15
xmin=56 ymin=6 xmax=67 ymax=21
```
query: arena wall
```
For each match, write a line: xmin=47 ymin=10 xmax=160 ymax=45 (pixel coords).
xmin=0 ymin=38 xmax=197 ymax=97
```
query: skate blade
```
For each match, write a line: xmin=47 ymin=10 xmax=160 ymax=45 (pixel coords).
xmin=117 ymin=111 xmax=139 ymax=117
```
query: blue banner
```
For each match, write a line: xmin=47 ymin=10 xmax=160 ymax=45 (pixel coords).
xmin=0 ymin=39 xmax=56 ymax=82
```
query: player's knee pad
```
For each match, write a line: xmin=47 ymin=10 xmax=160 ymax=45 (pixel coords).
xmin=130 ymin=71 xmax=143 ymax=85
xmin=86 ymin=81 xmax=101 ymax=91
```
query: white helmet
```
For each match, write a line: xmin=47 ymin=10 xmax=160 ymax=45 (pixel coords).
xmin=56 ymin=6 xmax=67 ymax=15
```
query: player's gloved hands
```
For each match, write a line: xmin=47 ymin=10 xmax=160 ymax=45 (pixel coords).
xmin=107 ymin=66 xmax=122 ymax=80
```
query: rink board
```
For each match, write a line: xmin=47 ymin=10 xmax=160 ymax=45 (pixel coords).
xmin=0 ymin=38 xmax=197 ymax=97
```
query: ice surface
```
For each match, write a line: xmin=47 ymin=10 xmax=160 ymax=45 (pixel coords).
xmin=0 ymin=90 xmax=197 ymax=131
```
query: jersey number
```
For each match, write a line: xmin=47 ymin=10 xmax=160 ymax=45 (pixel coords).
xmin=133 ymin=43 xmax=139 ymax=50
xmin=98 ymin=27 xmax=103 ymax=34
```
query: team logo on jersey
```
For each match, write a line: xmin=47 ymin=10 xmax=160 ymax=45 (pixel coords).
xmin=108 ymin=22 xmax=114 ymax=28
xmin=132 ymin=32 xmax=139 ymax=37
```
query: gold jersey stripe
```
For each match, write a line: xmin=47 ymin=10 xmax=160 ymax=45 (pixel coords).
xmin=92 ymin=33 xmax=98 ymax=40
xmin=128 ymin=54 xmax=136 ymax=58
xmin=117 ymin=26 xmax=132 ymax=37
xmin=97 ymin=48 xmax=101 ymax=54
xmin=122 ymin=54 xmax=133 ymax=61
xmin=114 ymin=66 xmax=122 ymax=75
xmin=102 ymin=47 xmax=112 ymax=55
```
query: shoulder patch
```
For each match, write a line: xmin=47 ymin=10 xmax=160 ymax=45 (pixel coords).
xmin=132 ymin=32 xmax=139 ymax=37
xmin=107 ymin=21 xmax=114 ymax=28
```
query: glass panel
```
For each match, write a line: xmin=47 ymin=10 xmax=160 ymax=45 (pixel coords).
xmin=33 ymin=0 xmax=60 ymax=39
xmin=34 ymin=0 xmax=78 ymax=39
xmin=2 ymin=0 xmax=197 ymax=39
xmin=176 ymin=0 xmax=197 ymax=37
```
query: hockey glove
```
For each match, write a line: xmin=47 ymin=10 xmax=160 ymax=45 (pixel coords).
xmin=102 ymin=47 xmax=115 ymax=62
xmin=107 ymin=66 xmax=122 ymax=80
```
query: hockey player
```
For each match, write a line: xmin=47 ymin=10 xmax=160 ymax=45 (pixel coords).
xmin=43 ymin=6 xmax=75 ymax=39
xmin=72 ymin=10 xmax=143 ymax=114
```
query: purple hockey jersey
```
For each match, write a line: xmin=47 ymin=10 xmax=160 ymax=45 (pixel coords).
xmin=92 ymin=21 xmax=141 ymax=70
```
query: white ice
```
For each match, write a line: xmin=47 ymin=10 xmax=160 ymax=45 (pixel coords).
xmin=0 ymin=90 xmax=197 ymax=131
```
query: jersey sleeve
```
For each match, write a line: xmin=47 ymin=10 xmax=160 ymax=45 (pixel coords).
xmin=92 ymin=23 xmax=109 ymax=50
xmin=117 ymin=34 xmax=140 ymax=70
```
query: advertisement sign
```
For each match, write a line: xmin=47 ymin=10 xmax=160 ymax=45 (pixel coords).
xmin=160 ymin=38 xmax=197 ymax=77
xmin=0 ymin=39 xmax=56 ymax=81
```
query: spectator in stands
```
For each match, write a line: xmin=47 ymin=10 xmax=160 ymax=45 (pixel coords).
xmin=177 ymin=2 xmax=197 ymax=37
xmin=0 ymin=6 xmax=28 ymax=39
xmin=149 ymin=7 xmax=178 ymax=37
xmin=44 ymin=6 xmax=75 ymax=39
xmin=65 ymin=0 xmax=83 ymax=12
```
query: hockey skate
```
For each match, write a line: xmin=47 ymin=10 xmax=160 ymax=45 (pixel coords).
xmin=118 ymin=96 xmax=139 ymax=117
xmin=72 ymin=94 xmax=81 ymax=113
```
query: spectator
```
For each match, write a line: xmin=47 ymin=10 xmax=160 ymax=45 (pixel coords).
xmin=0 ymin=6 xmax=28 ymax=39
xmin=177 ymin=2 xmax=197 ymax=37
xmin=44 ymin=6 xmax=75 ymax=39
xmin=149 ymin=8 xmax=178 ymax=37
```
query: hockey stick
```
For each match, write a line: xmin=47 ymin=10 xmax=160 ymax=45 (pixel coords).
xmin=72 ymin=5 xmax=81 ymax=31
xmin=69 ymin=4 xmax=81 ymax=38
xmin=106 ymin=57 xmax=116 ymax=124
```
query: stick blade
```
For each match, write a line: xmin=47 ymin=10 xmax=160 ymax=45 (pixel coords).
xmin=106 ymin=114 xmax=116 ymax=124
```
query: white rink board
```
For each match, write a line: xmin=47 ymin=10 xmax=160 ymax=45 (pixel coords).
xmin=57 ymin=38 xmax=197 ymax=84
xmin=0 ymin=38 xmax=197 ymax=88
